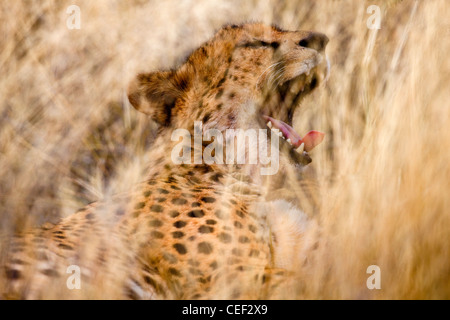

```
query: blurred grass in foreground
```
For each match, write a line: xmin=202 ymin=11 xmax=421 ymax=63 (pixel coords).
xmin=0 ymin=0 xmax=448 ymax=299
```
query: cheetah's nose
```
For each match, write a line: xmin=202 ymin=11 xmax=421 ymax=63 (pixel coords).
xmin=298 ymin=32 xmax=329 ymax=52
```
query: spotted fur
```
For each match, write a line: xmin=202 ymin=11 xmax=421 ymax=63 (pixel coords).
xmin=1 ymin=23 xmax=329 ymax=299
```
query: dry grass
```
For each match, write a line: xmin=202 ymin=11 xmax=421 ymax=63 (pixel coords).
xmin=0 ymin=0 xmax=449 ymax=299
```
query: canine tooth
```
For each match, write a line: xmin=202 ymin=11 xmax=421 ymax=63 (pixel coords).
xmin=286 ymin=138 xmax=292 ymax=145
xmin=267 ymin=121 xmax=272 ymax=129
xmin=271 ymin=128 xmax=280 ymax=134
xmin=296 ymin=143 xmax=304 ymax=153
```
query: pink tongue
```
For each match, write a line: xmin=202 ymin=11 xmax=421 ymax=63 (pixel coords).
xmin=301 ymin=130 xmax=325 ymax=152
xmin=263 ymin=115 xmax=325 ymax=152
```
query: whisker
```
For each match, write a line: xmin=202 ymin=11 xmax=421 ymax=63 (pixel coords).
xmin=274 ymin=70 xmax=287 ymax=88
xmin=256 ymin=61 xmax=282 ymax=88
xmin=269 ymin=66 xmax=286 ymax=89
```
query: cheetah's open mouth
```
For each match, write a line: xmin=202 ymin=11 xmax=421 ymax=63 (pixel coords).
xmin=260 ymin=69 xmax=326 ymax=165
xmin=264 ymin=115 xmax=324 ymax=152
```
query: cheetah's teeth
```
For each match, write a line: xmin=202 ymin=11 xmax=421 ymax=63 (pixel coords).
xmin=267 ymin=121 xmax=272 ymax=129
xmin=286 ymin=138 xmax=292 ymax=145
xmin=296 ymin=143 xmax=305 ymax=153
xmin=270 ymin=128 xmax=285 ymax=139
xmin=290 ymin=80 xmax=305 ymax=95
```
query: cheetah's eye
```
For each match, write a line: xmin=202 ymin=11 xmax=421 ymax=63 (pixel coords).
xmin=240 ymin=40 xmax=280 ymax=49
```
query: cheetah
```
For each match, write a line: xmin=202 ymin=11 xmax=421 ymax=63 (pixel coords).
xmin=1 ymin=23 xmax=329 ymax=299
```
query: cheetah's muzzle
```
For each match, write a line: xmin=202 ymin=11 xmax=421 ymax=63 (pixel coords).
xmin=260 ymin=61 xmax=328 ymax=165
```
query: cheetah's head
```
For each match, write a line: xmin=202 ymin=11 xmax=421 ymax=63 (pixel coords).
xmin=128 ymin=23 xmax=329 ymax=168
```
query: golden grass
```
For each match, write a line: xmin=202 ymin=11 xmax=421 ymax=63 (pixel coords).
xmin=0 ymin=0 xmax=449 ymax=299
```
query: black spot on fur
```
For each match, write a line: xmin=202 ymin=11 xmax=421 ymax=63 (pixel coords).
xmin=135 ymin=202 xmax=146 ymax=210
xmin=132 ymin=211 xmax=141 ymax=218
xmin=170 ymin=210 xmax=181 ymax=218
xmin=234 ymin=221 xmax=243 ymax=229
xmin=198 ymin=242 xmax=213 ymax=254
xmin=166 ymin=176 xmax=177 ymax=183
xmin=199 ymin=225 xmax=214 ymax=234
xmin=215 ymin=89 xmax=224 ymax=100
xmin=235 ymin=210 xmax=245 ymax=218
xmin=187 ymin=210 xmax=205 ymax=218
xmin=150 ymin=205 xmax=164 ymax=213
xmin=218 ymin=233 xmax=232 ymax=243
xmin=210 ymin=261 xmax=218 ymax=270
xmin=188 ymin=259 xmax=200 ymax=267
xmin=172 ymin=198 xmax=187 ymax=205
xmin=157 ymin=188 xmax=169 ymax=194
xmin=168 ymin=268 xmax=182 ymax=277
xmin=232 ymin=248 xmax=242 ymax=256
xmin=163 ymin=253 xmax=178 ymax=264
xmin=239 ymin=236 xmax=250 ymax=244
xmin=149 ymin=220 xmax=163 ymax=228
xmin=189 ymin=267 xmax=201 ymax=275
xmin=172 ymin=231 xmax=184 ymax=239
xmin=216 ymin=76 xmax=226 ymax=88
xmin=144 ymin=275 xmax=158 ymax=288
xmin=151 ymin=231 xmax=164 ymax=239
xmin=262 ymin=274 xmax=268 ymax=284
xmin=202 ymin=113 xmax=211 ymax=123
xmin=173 ymin=243 xmax=187 ymax=255
xmin=249 ymin=249 xmax=259 ymax=257
xmin=201 ymin=197 xmax=216 ymax=203
xmin=210 ymin=173 xmax=223 ymax=182
xmin=174 ymin=221 xmax=187 ymax=228
xmin=143 ymin=190 xmax=152 ymax=197
xmin=198 ymin=277 xmax=208 ymax=284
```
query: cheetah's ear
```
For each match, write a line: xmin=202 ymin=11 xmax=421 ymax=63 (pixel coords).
xmin=127 ymin=70 xmax=188 ymax=126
